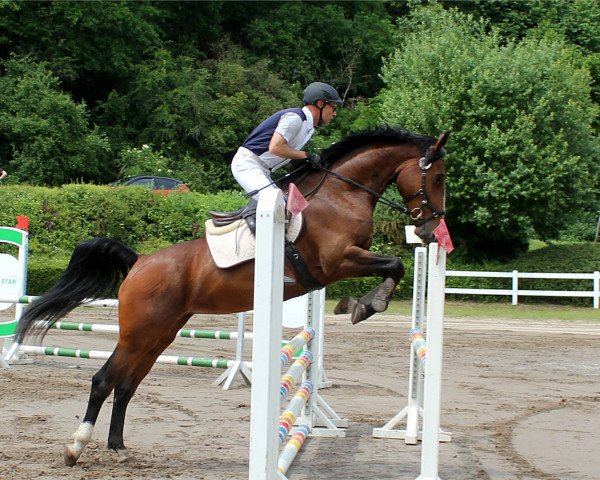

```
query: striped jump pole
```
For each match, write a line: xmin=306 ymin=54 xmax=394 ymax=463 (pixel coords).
xmin=39 ymin=320 xmax=253 ymax=341
xmin=280 ymin=351 xmax=313 ymax=400
xmin=280 ymin=327 xmax=314 ymax=368
xmin=410 ymin=328 xmax=427 ymax=368
xmin=19 ymin=345 xmax=241 ymax=369
xmin=278 ymin=424 xmax=311 ymax=476
xmin=276 ymin=315 xmax=315 ymax=477
xmin=3 ymin=302 xmax=254 ymax=389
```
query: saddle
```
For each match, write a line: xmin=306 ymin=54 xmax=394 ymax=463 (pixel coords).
xmin=207 ymin=193 xmax=323 ymax=291
xmin=209 ymin=199 xmax=258 ymax=234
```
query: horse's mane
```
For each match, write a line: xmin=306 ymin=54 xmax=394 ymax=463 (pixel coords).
xmin=320 ymin=125 xmax=436 ymax=166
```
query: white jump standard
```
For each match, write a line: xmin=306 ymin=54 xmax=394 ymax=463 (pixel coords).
xmin=248 ymin=189 xmax=346 ymax=480
xmin=373 ymin=233 xmax=451 ymax=480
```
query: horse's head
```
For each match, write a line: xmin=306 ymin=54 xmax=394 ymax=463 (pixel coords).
xmin=395 ymin=131 xmax=449 ymax=243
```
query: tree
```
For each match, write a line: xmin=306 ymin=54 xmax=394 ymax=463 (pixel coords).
xmin=0 ymin=56 xmax=111 ymax=186
xmin=379 ymin=6 xmax=599 ymax=259
xmin=96 ymin=43 xmax=299 ymax=192
xmin=0 ymin=1 xmax=164 ymax=105
xmin=243 ymin=1 xmax=395 ymax=98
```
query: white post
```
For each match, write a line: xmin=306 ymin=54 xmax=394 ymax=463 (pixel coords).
xmin=406 ymin=247 xmax=427 ymax=442
xmin=593 ymin=271 xmax=599 ymax=310
xmin=299 ymin=290 xmax=319 ymax=428
xmin=417 ymin=243 xmax=446 ymax=480
xmin=249 ymin=189 xmax=286 ymax=480
xmin=511 ymin=270 xmax=519 ymax=306
xmin=213 ymin=312 xmax=252 ymax=389
xmin=372 ymin=246 xmax=427 ymax=442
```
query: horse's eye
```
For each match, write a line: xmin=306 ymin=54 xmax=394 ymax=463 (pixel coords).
xmin=434 ymin=174 xmax=444 ymax=184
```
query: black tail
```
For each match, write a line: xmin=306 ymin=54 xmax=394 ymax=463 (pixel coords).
xmin=15 ymin=238 xmax=138 ymax=343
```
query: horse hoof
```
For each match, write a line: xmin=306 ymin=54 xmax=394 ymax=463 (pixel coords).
xmin=350 ymin=302 xmax=377 ymax=325
xmin=371 ymin=278 xmax=396 ymax=312
xmin=334 ymin=296 xmax=356 ymax=315
xmin=350 ymin=303 xmax=367 ymax=324
xmin=64 ymin=445 xmax=78 ymax=467
xmin=115 ymin=449 xmax=131 ymax=463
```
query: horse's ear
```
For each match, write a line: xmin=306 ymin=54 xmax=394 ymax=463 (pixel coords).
xmin=424 ymin=131 xmax=450 ymax=163
xmin=433 ymin=131 xmax=450 ymax=151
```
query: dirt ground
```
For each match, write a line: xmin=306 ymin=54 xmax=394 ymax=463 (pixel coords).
xmin=1 ymin=305 xmax=599 ymax=480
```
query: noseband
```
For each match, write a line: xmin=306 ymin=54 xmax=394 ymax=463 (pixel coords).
xmin=318 ymin=155 xmax=445 ymax=226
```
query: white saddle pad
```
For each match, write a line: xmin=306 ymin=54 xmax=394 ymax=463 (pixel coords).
xmin=205 ymin=213 xmax=302 ymax=268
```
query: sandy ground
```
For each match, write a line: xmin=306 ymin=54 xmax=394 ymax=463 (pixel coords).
xmin=1 ymin=306 xmax=599 ymax=480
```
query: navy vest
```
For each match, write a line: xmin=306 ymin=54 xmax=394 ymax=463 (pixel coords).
xmin=242 ymin=108 xmax=307 ymax=156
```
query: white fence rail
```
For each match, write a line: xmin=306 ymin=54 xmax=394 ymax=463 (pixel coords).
xmin=445 ymin=270 xmax=600 ymax=309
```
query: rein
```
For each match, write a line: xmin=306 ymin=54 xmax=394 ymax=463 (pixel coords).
xmin=318 ymin=156 xmax=445 ymax=226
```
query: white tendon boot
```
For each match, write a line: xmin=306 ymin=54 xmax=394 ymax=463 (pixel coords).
xmin=64 ymin=421 xmax=94 ymax=466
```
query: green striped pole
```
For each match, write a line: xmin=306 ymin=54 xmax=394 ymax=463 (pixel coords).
xmin=41 ymin=321 xmax=253 ymax=340
xmin=18 ymin=345 xmax=245 ymax=369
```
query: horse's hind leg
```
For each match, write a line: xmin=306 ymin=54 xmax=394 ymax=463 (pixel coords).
xmin=64 ymin=359 xmax=118 ymax=466
xmin=105 ymin=351 xmax=162 ymax=453
xmin=105 ymin=315 xmax=191 ymax=455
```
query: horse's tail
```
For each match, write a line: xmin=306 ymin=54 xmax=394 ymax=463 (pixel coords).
xmin=15 ymin=238 xmax=138 ymax=344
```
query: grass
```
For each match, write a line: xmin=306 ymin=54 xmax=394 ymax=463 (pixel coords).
xmin=325 ymin=299 xmax=600 ymax=322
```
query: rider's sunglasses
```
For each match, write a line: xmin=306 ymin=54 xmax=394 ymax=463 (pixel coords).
xmin=327 ymin=102 xmax=338 ymax=112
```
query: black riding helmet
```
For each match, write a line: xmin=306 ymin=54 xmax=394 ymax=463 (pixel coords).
xmin=303 ymin=82 xmax=343 ymax=105
xmin=303 ymin=82 xmax=343 ymax=126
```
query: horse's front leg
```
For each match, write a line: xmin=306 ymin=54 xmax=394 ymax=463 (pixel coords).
xmin=329 ymin=249 xmax=405 ymax=324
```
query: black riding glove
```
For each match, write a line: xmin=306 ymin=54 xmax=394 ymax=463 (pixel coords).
xmin=305 ymin=152 xmax=324 ymax=169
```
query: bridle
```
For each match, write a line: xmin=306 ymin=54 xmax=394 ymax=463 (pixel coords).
xmin=400 ymin=156 xmax=446 ymax=226
xmin=314 ymin=155 xmax=445 ymax=226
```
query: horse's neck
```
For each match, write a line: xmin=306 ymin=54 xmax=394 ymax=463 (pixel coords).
xmin=335 ymin=146 xmax=415 ymax=193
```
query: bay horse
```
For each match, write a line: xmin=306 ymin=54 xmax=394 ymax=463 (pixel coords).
xmin=14 ymin=126 xmax=448 ymax=466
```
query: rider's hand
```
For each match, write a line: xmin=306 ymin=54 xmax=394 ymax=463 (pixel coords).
xmin=305 ymin=152 xmax=324 ymax=169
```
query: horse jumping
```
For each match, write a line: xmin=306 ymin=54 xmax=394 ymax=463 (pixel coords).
xmin=14 ymin=126 xmax=448 ymax=466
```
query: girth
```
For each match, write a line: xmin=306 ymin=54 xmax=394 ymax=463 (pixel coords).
xmin=285 ymin=241 xmax=324 ymax=292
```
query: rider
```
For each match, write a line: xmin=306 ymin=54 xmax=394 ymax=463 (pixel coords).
xmin=230 ymin=81 xmax=343 ymax=201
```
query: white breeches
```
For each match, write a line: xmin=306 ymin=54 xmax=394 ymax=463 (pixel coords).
xmin=231 ymin=147 xmax=279 ymax=200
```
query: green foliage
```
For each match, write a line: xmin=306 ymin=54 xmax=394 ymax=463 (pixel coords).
xmin=26 ymin=252 xmax=71 ymax=295
xmin=0 ymin=0 xmax=597 ymax=267
xmin=118 ymin=145 xmax=170 ymax=178
xmin=379 ymin=6 xmax=600 ymax=259
xmin=97 ymin=43 xmax=298 ymax=192
xmin=452 ymin=0 xmax=600 ymax=105
xmin=0 ymin=184 xmax=247 ymax=256
xmin=0 ymin=1 xmax=163 ymax=102
xmin=2 ymin=184 xmax=597 ymax=303
xmin=0 ymin=56 xmax=112 ymax=186
xmin=243 ymin=2 xmax=395 ymax=97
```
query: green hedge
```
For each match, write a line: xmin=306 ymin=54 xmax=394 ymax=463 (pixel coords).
xmin=1 ymin=184 xmax=598 ymax=304
xmin=0 ymin=184 xmax=247 ymax=255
